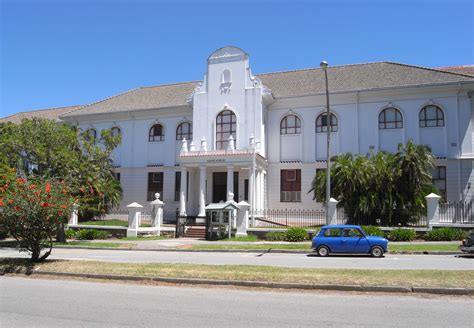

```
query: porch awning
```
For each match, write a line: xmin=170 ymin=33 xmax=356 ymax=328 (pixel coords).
xmin=205 ymin=203 xmax=239 ymax=211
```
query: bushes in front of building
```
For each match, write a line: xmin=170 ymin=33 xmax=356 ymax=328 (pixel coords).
xmin=284 ymin=227 xmax=309 ymax=242
xmin=387 ymin=228 xmax=416 ymax=241
xmin=361 ymin=226 xmax=385 ymax=237
xmin=75 ymin=229 xmax=108 ymax=240
xmin=424 ymin=227 xmax=469 ymax=241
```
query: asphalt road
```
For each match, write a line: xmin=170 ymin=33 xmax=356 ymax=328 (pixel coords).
xmin=1 ymin=276 xmax=472 ymax=327
xmin=1 ymin=247 xmax=473 ymax=270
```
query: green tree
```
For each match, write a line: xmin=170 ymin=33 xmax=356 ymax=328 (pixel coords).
xmin=0 ymin=118 xmax=122 ymax=241
xmin=310 ymin=140 xmax=436 ymax=226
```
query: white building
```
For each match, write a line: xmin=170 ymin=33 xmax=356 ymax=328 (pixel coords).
xmin=6 ymin=47 xmax=474 ymax=221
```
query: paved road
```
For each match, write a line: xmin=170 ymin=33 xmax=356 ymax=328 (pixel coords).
xmin=1 ymin=247 xmax=473 ymax=270
xmin=1 ymin=276 xmax=472 ymax=327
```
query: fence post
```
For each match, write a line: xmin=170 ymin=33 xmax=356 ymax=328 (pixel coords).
xmin=425 ymin=193 xmax=441 ymax=230
xmin=236 ymin=201 xmax=250 ymax=237
xmin=327 ymin=198 xmax=339 ymax=225
xmin=150 ymin=193 xmax=164 ymax=236
xmin=68 ymin=203 xmax=79 ymax=226
xmin=126 ymin=202 xmax=143 ymax=237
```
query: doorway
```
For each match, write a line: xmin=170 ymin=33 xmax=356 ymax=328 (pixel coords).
xmin=212 ymin=172 xmax=239 ymax=203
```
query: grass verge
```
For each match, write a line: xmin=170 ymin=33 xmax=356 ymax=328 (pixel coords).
xmin=119 ymin=236 xmax=171 ymax=241
xmin=1 ymin=258 xmax=472 ymax=288
xmin=78 ymin=220 xmax=151 ymax=228
xmin=54 ymin=242 xmax=131 ymax=248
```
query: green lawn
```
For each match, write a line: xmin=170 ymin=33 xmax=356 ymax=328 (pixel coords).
xmin=120 ymin=236 xmax=171 ymax=241
xmin=55 ymin=241 xmax=130 ymax=248
xmin=389 ymin=243 xmax=460 ymax=253
xmin=2 ymin=259 xmax=472 ymax=288
xmin=79 ymin=220 xmax=151 ymax=227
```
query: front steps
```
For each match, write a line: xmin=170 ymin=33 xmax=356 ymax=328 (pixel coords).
xmin=183 ymin=224 xmax=206 ymax=239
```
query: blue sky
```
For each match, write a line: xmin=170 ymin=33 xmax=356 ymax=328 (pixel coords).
xmin=1 ymin=0 xmax=473 ymax=117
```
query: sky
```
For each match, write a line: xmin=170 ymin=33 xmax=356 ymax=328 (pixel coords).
xmin=1 ymin=0 xmax=473 ymax=117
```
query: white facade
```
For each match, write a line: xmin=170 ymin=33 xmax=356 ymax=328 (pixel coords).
xmin=62 ymin=47 xmax=474 ymax=220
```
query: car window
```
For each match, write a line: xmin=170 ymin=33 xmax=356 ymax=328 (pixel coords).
xmin=323 ymin=228 xmax=342 ymax=237
xmin=343 ymin=228 xmax=362 ymax=237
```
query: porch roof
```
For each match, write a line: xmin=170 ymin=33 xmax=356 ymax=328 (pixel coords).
xmin=205 ymin=203 xmax=239 ymax=211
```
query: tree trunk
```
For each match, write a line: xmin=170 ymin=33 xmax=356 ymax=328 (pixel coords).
xmin=56 ymin=222 xmax=66 ymax=243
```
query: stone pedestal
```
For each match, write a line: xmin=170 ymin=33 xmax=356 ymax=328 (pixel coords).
xmin=150 ymin=193 xmax=164 ymax=236
xmin=68 ymin=203 xmax=79 ymax=226
xmin=327 ymin=198 xmax=339 ymax=225
xmin=236 ymin=201 xmax=250 ymax=237
xmin=426 ymin=193 xmax=441 ymax=229
xmin=127 ymin=202 xmax=143 ymax=237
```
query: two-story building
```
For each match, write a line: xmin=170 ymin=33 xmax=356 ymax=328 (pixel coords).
xmin=4 ymin=46 xmax=474 ymax=221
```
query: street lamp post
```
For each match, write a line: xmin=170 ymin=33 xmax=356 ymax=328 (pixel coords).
xmin=320 ymin=60 xmax=331 ymax=224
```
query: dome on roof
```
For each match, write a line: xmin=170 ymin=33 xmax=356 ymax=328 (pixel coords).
xmin=208 ymin=46 xmax=248 ymax=61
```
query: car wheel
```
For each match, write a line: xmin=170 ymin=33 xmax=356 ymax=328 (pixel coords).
xmin=317 ymin=246 xmax=330 ymax=257
xmin=370 ymin=246 xmax=384 ymax=258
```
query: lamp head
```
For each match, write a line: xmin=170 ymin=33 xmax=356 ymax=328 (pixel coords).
xmin=320 ymin=61 xmax=328 ymax=70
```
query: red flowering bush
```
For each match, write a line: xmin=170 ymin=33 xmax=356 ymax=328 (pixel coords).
xmin=0 ymin=178 xmax=74 ymax=262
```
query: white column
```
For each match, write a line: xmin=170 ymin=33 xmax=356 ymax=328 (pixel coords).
xmin=327 ymin=198 xmax=339 ymax=225
xmin=227 ymin=165 xmax=234 ymax=202
xmin=68 ymin=203 xmax=79 ymax=226
xmin=179 ymin=167 xmax=187 ymax=216
xmin=426 ymin=193 xmax=442 ymax=229
xmin=249 ymin=165 xmax=255 ymax=226
xmin=197 ymin=165 xmax=207 ymax=220
xmin=126 ymin=202 xmax=143 ymax=237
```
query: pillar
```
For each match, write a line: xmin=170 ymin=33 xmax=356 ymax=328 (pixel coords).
xmin=236 ymin=201 xmax=250 ymax=237
xmin=68 ymin=203 xmax=79 ymax=226
xmin=327 ymin=198 xmax=339 ymax=225
xmin=179 ymin=167 xmax=187 ymax=216
xmin=425 ymin=193 xmax=442 ymax=229
xmin=197 ymin=165 xmax=207 ymax=222
xmin=150 ymin=193 xmax=164 ymax=236
xmin=249 ymin=165 xmax=255 ymax=226
xmin=126 ymin=202 xmax=143 ymax=237
xmin=227 ymin=165 xmax=234 ymax=202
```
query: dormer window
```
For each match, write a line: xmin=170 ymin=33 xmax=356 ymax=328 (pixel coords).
xmin=220 ymin=69 xmax=232 ymax=92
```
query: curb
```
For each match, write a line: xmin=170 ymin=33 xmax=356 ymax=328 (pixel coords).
xmin=51 ymin=246 xmax=464 ymax=256
xmin=6 ymin=270 xmax=473 ymax=296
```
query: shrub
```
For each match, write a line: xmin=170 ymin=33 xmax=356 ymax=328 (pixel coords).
xmin=361 ymin=226 xmax=384 ymax=237
xmin=387 ymin=228 xmax=416 ymax=241
xmin=76 ymin=229 xmax=107 ymax=240
xmin=424 ymin=227 xmax=469 ymax=241
xmin=285 ymin=227 xmax=308 ymax=242
xmin=265 ymin=231 xmax=286 ymax=241
xmin=65 ymin=229 xmax=76 ymax=239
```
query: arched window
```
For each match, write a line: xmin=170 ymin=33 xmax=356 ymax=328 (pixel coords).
xmin=176 ymin=122 xmax=192 ymax=140
xmin=316 ymin=113 xmax=338 ymax=133
xmin=280 ymin=114 xmax=301 ymax=135
xmin=111 ymin=126 xmax=121 ymax=137
xmin=378 ymin=108 xmax=403 ymax=129
xmin=216 ymin=110 xmax=236 ymax=150
xmin=85 ymin=128 xmax=97 ymax=143
xmin=419 ymin=105 xmax=444 ymax=127
xmin=222 ymin=69 xmax=231 ymax=84
xmin=149 ymin=124 xmax=165 ymax=142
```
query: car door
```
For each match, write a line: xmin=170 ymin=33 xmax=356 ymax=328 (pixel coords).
xmin=341 ymin=228 xmax=369 ymax=253
xmin=322 ymin=228 xmax=343 ymax=252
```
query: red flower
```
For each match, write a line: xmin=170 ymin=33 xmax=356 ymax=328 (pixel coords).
xmin=60 ymin=204 xmax=68 ymax=209
xmin=79 ymin=187 xmax=85 ymax=193
xmin=15 ymin=206 xmax=22 ymax=212
xmin=16 ymin=178 xmax=26 ymax=184
xmin=28 ymin=184 xmax=37 ymax=190
xmin=42 ymin=202 xmax=49 ymax=208
xmin=8 ymin=199 xmax=13 ymax=204
xmin=45 ymin=183 xmax=51 ymax=193
xmin=0 ymin=201 xmax=3 ymax=207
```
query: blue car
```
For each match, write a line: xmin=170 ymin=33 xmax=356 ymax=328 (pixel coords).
xmin=312 ymin=225 xmax=388 ymax=257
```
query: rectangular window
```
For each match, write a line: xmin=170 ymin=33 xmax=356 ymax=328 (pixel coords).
xmin=148 ymin=172 xmax=163 ymax=201
xmin=244 ymin=179 xmax=249 ymax=201
xmin=280 ymin=169 xmax=301 ymax=202
xmin=432 ymin=166 xmax=446 ymax=199
xmin=174 ymin=171 xmax=189 ymax=202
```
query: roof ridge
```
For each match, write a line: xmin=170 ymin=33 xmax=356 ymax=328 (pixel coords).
xmin=61 ymin=87 xmax=144 ymax=117
xmin=255 ymin=61 xmax=390 ymax=76
xmin=138 ymin=80 xmax=201 ymax=89
xmin=383 ymin=61 xmax=474 ymax=79
xmin=1 ymin=105 xmax=82 ymax=121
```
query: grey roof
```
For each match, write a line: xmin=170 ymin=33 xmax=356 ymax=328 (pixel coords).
xmin=0 ymin=105 xmax=82 ymax=124
xmin=57 ymin=61 xmax=474 ymax=118
xmin=436 ymin=65 xmax=474 ymax=77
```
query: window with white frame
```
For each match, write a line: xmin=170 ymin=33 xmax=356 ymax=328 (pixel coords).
xmin=316 ymin=112 xmax=338 ymax=133
xmin=280 ymin=169 xmax=301 ymax=202
xmin=176 ymin=122 xmax=192 ymax=141
xmin=378 ymin=108 xmax=403 ymax=129
xmin=280 ymin=114 xmax=301 ymax=135
xmin=216 ymin=110 xmax=236 ymax=150
xmin=432 ymin=166 xmax=446 ymax=198
xmin=419 ymin=105 xmax=444 ymax=127
xmin=149 ymin=124 xmax=165 ymax=142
